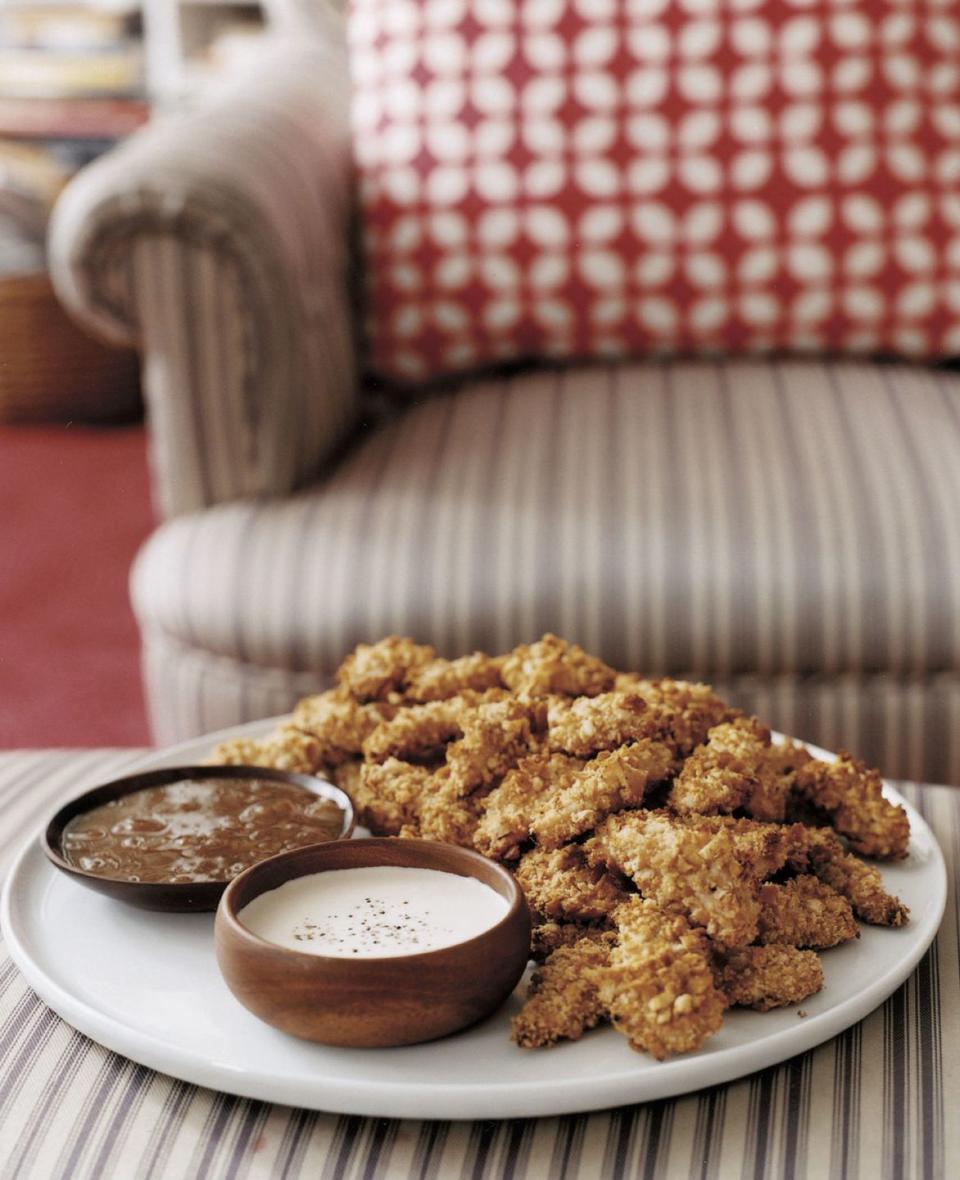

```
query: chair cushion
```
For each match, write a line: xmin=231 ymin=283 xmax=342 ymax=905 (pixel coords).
xmin=131 ymin=358 xmax=960 ymax=686
xmin=350 ymin=0 xmax=960 ymax=386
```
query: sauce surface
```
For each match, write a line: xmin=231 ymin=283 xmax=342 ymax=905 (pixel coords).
xmin=238 ymin=866 xmax=509 ymax=957
xmin=61 ymin=778 xmax=345 ymax=884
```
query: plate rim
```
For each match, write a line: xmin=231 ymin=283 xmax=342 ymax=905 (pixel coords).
xmin=0 ymin=722 xmax=948 ymax=1119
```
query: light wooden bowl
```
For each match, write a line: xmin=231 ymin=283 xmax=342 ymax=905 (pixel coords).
xmin=215 ymin=838 xmax=532 ymax=1048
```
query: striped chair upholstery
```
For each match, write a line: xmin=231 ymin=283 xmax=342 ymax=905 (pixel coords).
xmin=130 ymin=359 xmax=960 ymax=784
xmin=49 ymin=17 xmax=960 ymax=784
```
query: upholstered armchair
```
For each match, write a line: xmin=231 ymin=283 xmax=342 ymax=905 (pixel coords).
xmin=50 ymin=12 xmax=960 ymax=785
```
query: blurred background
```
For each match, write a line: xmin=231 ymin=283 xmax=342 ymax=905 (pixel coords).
xmin=0 ymin=1 xmax=272 ymax=747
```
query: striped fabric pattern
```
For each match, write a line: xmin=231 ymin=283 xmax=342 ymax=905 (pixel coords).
xmin=48 ymin=26 xmax=359 ymax=519
xmin=131 ymin=358 xmax=960 ymax=783
xmin=0 ymin=749 xmax=955 ymax=1179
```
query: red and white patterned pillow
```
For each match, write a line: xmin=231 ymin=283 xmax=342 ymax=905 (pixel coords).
xmin=349 ymin=0 xmax=960 ymax=386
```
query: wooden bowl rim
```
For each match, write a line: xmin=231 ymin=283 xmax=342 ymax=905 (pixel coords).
xmin=42 ymin=764 xmax=356 ymax=903
xmin=217 ymin=837 xmax=529 ymax=967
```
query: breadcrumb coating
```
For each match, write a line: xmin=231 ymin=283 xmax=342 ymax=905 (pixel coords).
xmin=336 ymin=636 xmax=436 ymax=701
xmin=797 ymin=829 xmax=910 ymax=926
xmin=446 ymin=697 xmax=543 ymax=795
xmin=791 ymin=752 xmax=911 ymax=859
xmin=530 ymin=740 xmax=676 ymax=849
xmin=354 ymin=758 xmax=430 ymax=835
xmin=757 ymin=876 xmax=859 ymax=949
xmin=500 ymin=634 xmax=616 ymax=698
xmin=625 ymin=678 xmax=732 ymax=756
xmin=513 ymin=844 xmax=629 ymax=922
xmin=403 ymin=653 xmax=505 ymax=702
xmin=546 ymin=692 xmax=657 ymax=757
xmin=600 ymin=898 xmax=725 ymax=1059
xmin=530 ymin=920 xmax=613 ymax=961
xmin=291 ymin=690 xmax=395 ymax=767
xmin=474 ymin=753 xmax=585 ymax=861
xmin=587 ymin=812 xmax=762 ymax=947
xmin=400 ymin=766 xmax=487 ymax=847
xmin=669 ymin=716 xmax=769 ymax=815
xmin=361 ymin=697 xmax=468 ymax=763
xmin=717 ymin=946 xmax=824 ymax=1011
xmin=512 ymin=938 xmax=614 ymax=1049
xmin=207 ymin=724 xmax=322 ymax=774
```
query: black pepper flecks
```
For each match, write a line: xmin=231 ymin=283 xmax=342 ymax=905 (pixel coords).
xmin=290 ymin=895 xmax=456 ymax=952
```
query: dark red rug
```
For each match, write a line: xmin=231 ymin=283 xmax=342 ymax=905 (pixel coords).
xmin=0 ymin=423 xmax=153 ymax=747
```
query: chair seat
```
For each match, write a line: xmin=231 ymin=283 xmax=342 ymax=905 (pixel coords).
xmin=132 ymin=358 xmax=960 ymax=735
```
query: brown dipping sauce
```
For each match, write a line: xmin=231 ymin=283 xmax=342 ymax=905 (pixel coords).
xmin=61 ymin=777 xmax=344 ymax=885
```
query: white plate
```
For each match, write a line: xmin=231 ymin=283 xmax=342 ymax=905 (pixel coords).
xmin=1 ymin=722 xmax=947 ymax=1120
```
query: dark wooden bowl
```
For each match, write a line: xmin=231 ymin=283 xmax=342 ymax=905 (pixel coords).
xmin=215 ymin=838 xmax=532 ymax=1047
xmin=42 ymin=765 xmax=355 ymax=912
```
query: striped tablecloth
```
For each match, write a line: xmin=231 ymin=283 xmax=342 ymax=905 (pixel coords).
xmin=0 ymin=749 xmax=956 ymax=1180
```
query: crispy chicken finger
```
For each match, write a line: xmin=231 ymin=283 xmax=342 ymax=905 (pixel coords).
xmin=474 ymin=753 xmax=585 ymax=861
xmin=513 ymin=844 xmax=629 ymax=923
xmin=717 ymin=946 xmax=824 ymax=1011
xmin=361 ymin=697 xmax=469 ymax=763
xmin=403 ymin=653 xmax=504 ymax=702
xmin=292 ymin=690 xmax=396 ymax=767
xmin=354 ymin=758 xmax=431 ymax=836
xmin=512 ymin=937 xmax=614 ymax=1049
xmin=587 ymin=812 xmax=761 ymax=947
xmin=757 ymin=876 xmax=858 ymax=949
xmin=621 ymin=678 xmax=732 ymax=757
xmin=336 ymin=636 xmax=436 ymax=701
xmin=446 ymin=697 xmax=543 ymax=794
xmin=530 ymin=920 xmax=613 ymax=961
xmin=795 ymin=829 xmax=910 ymax=926
xmin=207 ymin=724 xmax=321 ymax=774
xmin=791 ymin=753 xmax=910 ymax=859
xmin=668 ymin=716 xmax=769 ymax=815
xmin=546 ymin=692 xmax=657 ymax=757
xmin=501 ymin=633 xmax=616 ymax=698
xmin=531 ymin=740 xmax=675 ymax=848
xmin=600 ymin=897 xmax=725 ymax=1059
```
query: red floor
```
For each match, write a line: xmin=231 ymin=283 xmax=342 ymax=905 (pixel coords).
xmin=0 ymin=423 xmax=154 ymax=747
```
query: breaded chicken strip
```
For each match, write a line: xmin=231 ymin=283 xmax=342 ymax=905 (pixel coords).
xmin=361 ymin=697 xmax=469 ymax=763
xmin=512 ymin=937 xmax=614 ymax=1049
xmin=619 ymin=677 xmax=732 ymax=757
xmin=668 ymin=716 xmax=770 ymax=815
xmin=587 ymin=812 xmax=761 ymax=947
xmin=403 ymin=653 xmax=504 ymax=702
xmin=757 ymin=876 xmax=858 ymax=949
xmin=717 ymin=946 xmax=824 ymax=1011
xmin=546 ymin=692 xmax=657 ymax=757
xmin=793 ymin=828 xmax=910 ymax=926
xmin=289 ymin=690 xmax=396 ymax=766
xmin=514 ymin=844 xmax=629 ymax=923
xmin=474 ymin=753 xmax=585 ymax=861
xmin=531 ymin=740 xmax=675 ymax=848
xmin=400 ymin=766 xmax=488 ymax=847
xmin=600 ymin=898 xmax=725 ymax=1059
xmin=530 ymin=919 xmax=613 ymax=961
xmin=668 ymin=814 xmax=800 ymax=881
xmin=501 ymin=634 xmax=616 ymax=698
xmin=208 ymin=723 xmax=322 ymax=774
xmin=790 ymin=753 xmax=910 ymax=859
xmin=336 ymin=636 xmax=436 ymax=701
xmin=446 ymin=697 xmax=543 ymax=795
xmin=354 ymin=758 xmax=431 ymax=835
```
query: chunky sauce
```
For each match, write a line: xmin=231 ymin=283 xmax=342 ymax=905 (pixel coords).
xmin=238 ymin=866 xmax=509 ymax=957
xmin=61 ymin=778 xmax=344 ymax=884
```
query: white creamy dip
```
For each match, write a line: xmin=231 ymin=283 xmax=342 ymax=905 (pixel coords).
xmin=237 ymin=865 xmax=509 ymax=957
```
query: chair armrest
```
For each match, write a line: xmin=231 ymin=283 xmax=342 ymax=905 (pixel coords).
xmin=49 ymin=27 xmax=358 ymax=517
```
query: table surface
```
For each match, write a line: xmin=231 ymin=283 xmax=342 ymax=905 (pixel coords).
xmin=0 ymin=749 xmax=956 ymax=1180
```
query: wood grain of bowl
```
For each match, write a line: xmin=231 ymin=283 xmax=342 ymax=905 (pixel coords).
xmin=215 ymin=838 xmax=532 ymax=1048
